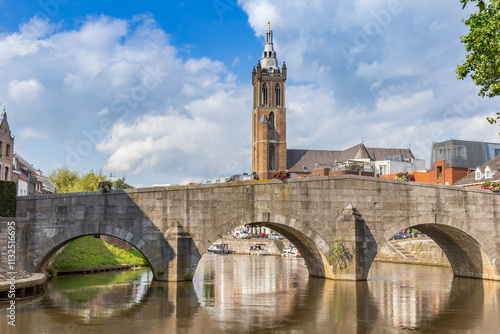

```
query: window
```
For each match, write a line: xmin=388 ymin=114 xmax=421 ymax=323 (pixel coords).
xmin=0 ymin=141 xmax=2 ymax=156
xmin=275 ymin=83 xmax=281 ymax=107
xmin=5 ymin=144 xmax=10 ymax=158
xmin=495 ymin=148 xmax=500 ymax=157
xmin=475 ymin=169 xmax=482 ymax=180
xmin=268 ymin=111 xmax=275 ymax=131
xmin=457 ymin=146 xmax=465 ymax=158
xmin=269 ymin=145 xmax=276 ymax=171
xmin=485 ymin=167 xmax=492 ymax=179
xmin=437 ymin=166 xmax=443 ymax=179
xmin=379 ymin=165 xmax=386 ymax=176
xmin=261 ymin=82 xmax=268 ymax=106
xmin=4 ymin=166 xmax=8 ymax=181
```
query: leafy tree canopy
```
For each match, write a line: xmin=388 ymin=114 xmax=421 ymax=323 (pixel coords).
xmin=457 ymin=3 xmax=500 ymax=98
xmin=48 ymin=167 xmax=107 ymax=193
xmin=461 ymin=0 xmax=500 ymax=11
xmin=113 ymin=178 xmax=133 ymax=190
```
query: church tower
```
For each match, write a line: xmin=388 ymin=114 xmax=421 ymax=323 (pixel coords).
xmin=252 ymin=22 xmax=287 ymax=180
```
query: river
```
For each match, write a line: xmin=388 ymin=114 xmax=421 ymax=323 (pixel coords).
xmin=1 ymin=254 xmax=499 ymax=333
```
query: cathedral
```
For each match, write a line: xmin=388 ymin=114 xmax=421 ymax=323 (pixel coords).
xmin=251 ymin=24 xmax=416 ymax=180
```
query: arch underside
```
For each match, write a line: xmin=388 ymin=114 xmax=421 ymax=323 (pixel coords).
xmin=414 ymin=224 xmax=498 ymax=280
xmin=31 ymin=224 xmax=173 ymax=281
xmin=380 ymin=219 xmax=499 ymax=280
xmin=196 ymin=214 xmax=334 ymax=280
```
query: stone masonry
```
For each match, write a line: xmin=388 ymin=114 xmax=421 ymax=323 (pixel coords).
xmin=1 ymin=175 xmax=499 ymax=281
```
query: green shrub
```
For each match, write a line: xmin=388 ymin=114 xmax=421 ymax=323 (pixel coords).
xmin=0 ymin=181 xmax=16 ymax=217
xmin=52 ymin=236 xmax=148 ymax=271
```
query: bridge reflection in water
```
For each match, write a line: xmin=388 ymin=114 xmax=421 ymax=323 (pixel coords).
xmin=1 ymin=256 xmax=499 ymax=333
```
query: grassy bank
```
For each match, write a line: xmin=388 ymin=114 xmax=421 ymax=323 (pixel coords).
xmin=50 ymin=236 xmax=148 ymax=273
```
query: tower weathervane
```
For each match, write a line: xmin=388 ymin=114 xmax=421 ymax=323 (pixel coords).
xmin=268 ymin=21 xmax=270 ymax=29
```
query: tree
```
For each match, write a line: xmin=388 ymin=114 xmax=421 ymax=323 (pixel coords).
xmin=456 ymin=4 xmax=500 ymax=98
xmin=487 ymin=112 xmax=500 ymax=134
xmin=47 ymin=167 xmax=79 ymax=193
xmin=113 ymin=178 xmax=133 ymax=190
xmin=47 ymin=167 xmax=107 ymax=193
xmin=460 ymin=0 xmax=500 ymax=11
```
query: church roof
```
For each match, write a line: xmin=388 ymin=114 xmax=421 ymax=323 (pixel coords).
xmin=287 ymin=143 xmax=415 ymax=172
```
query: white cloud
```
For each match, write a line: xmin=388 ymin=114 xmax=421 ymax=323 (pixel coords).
xmin=96 ymin=88 xmax=251 ymax=179
xmin=19 ymin=128 xmax=48 ymax=139
xmin=8 ymin=79 xmax=44 ymax=103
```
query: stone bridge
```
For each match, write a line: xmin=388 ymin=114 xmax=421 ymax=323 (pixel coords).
xmin=1 ymin=175 xmax=499 ymax=281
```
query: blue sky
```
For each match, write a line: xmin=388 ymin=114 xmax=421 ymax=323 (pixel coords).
xmin=1 ymin=0 xmax=499 ymax=187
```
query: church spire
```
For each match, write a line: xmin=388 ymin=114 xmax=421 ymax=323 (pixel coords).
xmin=261 ymin=22 xmax=279 ymax=72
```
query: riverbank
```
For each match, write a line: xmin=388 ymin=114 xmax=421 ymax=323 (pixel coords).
xmin=0 ymin=264 xmax=46 ymax=298
xmin=49 ymin=236 xmax=148 ymax=274
xmin=375 ymin=238 xmax=450 ymax=267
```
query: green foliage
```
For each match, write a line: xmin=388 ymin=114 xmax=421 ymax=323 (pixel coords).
xmin=114 ymin=178 xmax=133 ymax=190
xmin=487 ymin=112 xmax=500 ymax=135
xmin=47 ymin=167 xmax=107 ymax=193
xmin=0 ymin=181 xmax=16 ymax=217
xmin=457 ymin=4 xmax=500 ymax=98
xmin=184 ymin=272 xmax=195 ymax=281
xmin=103 ymin=242 xmax=148 ymax=266
xmin=461 ymin=0 xmax=500 ymax=11
xmin=52 ymin=236 xmax=147 ymax=271
xmin=327 ymin=236 xmax=353 ymax=270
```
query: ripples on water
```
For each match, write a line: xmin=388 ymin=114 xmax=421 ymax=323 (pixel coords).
xmin=1 ymin=255 xmax=499 ymax=333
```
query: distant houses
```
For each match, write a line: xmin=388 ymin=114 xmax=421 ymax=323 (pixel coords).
xmin=454 ymin=154 xmax=500 ymax=188
xmin=0 ymin=110 xmax=56 ymax=196
xmin=287 ymin=143 xmax=424 ymax=178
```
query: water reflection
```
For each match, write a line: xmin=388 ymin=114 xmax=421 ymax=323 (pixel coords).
xmin=0 ymin=257 xmax=499 ymax=333
xmin=45 ymin=269 xmax=153 ymax=322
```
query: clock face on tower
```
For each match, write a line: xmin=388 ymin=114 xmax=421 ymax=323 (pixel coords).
xmin=268 ymin=59 xmax=275 ymax=66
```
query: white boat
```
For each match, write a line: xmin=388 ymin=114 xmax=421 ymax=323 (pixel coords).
xmin=282 ymin=244 xmax=301 ymax=257
xmin=207 ymin=242 xmax=232 ymax=254
xmin=249 ymin=244 xmax=270 ymax=256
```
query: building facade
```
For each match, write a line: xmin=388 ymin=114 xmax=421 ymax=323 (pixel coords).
xmin=14 ymin=153 xmax=57 ymax=196
xmin=0 ymin=111 xmax=15 ymax=182
xmin=252 ymin=23 xmax=287 ymax=180
xmin=430 ymin=139 xmax=500 ymax=169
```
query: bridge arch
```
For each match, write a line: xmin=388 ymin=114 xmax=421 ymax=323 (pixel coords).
xmin=378 ymin=213 xmax=500 ymax=280
xmin=30 ymin=223 xmax=173 ymax=281
xmin=197 ymin=213 xmax=334 ymax=279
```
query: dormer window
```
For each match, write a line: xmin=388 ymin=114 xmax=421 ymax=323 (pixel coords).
xmin=485 ymin=166 xmax=492 ymax=179
xmin=475 ymin=169 xmax=482 ymax=180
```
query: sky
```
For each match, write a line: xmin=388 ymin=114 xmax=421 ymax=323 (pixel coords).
xmin=0 ymin=0 xmax=499 ymax=187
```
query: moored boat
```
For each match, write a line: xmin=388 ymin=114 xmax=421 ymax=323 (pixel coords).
xmin=281 ymin=244 xmax=301 ymax=257
xmin=207 ymin=242 xmax=232 ymax=254
xmin=249 ymin=243 xmax=270 ymax=256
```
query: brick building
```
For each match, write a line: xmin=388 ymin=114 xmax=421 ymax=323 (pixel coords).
xmin=427 ymin=160 xmax=471 ymax=185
